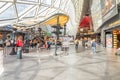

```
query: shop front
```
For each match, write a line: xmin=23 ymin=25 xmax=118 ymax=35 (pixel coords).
xmin=105 ymin=31 xmax=113 ymax=48
xmin=105 ymin=29 xmax=120 ymax=49
xmin=104 ymin=19 xmax=120 ymax=49
xmin=112 ymin=30 xmax=120 ymax=48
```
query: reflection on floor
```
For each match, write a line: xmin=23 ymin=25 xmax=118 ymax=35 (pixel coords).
xmin=0 ymin=45 xmax=120 ymax=80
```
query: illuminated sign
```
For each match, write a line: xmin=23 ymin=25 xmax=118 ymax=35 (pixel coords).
xmin=109 ymin=20 xmax=120 ymax=27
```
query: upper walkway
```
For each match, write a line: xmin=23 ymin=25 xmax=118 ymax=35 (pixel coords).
xmin=0 ymin=45 xmax=120 ymax=80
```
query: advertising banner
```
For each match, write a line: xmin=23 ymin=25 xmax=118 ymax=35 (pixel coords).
xmin=100 ymin=0 xmax=118 ymax=23
xmin=106 ymin=34 xmax=113 ymax=48
xmin=101 ymin=0 xmax=116 ymax=16
xmin=91 ymin=0 xmax=118 ymax=31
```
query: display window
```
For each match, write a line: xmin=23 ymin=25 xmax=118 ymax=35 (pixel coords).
xmin=113 ymin=30 xmax=120 ymax=48
xmin=106 ymin=33 xmax=113 ymax=48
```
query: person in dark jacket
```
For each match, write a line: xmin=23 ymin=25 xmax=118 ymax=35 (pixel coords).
xmin=91 ymin=39 xmax=97 ymax=54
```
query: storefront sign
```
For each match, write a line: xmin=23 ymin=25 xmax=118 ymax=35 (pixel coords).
xmin=109 ymin=20 xmax=120 ymax=28
xmin=101 ymin=0 xmax=116 ymax=16
xmin=100 ymin=0 xmax=118 ymax=23
xmin=113 ymin=31 xmax=117 ymax=48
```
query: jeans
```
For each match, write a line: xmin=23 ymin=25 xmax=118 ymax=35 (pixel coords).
xmin=75 ymin=44 xmax=78 ymax=49
xmin=17 ymin=47 xmax=22 ymax=59
xmin=92 ymin=47 xmax=96 ymax=54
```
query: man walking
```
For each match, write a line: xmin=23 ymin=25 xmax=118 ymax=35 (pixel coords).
xmin=91 ymin=39 xmax=97 ymax=54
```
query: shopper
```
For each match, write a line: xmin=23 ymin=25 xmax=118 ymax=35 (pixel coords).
xmin=79 ymin=38 xmax=82 ymax=46
xmin=87 ymin=38 xmax=92 ymax=48
xmin=9 ymin=39 xmax=16 ymax=55
xmin=91 ymin=39 xmax=97 ymax=54
xmin=84 ymin=38 xmax=88 ymax=48
xmin=74 ymin=39 xmax=79 ymax=49
xmin=47 ymin=39 xmax=52 ymax=50
xmin=16 ymin=36 xmax=23 ymax=59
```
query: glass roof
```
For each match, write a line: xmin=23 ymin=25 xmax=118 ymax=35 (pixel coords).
xmin=18 ymin=0 xmax=38 ymax=2
xmin=16 ymin=3 xmax=34 ymax=16
xmin=38 ymin=6 xmax=49 ymax=15
xmin=42 ymin=0 xmax=52 ymax=5
xmin=0 ymin=5 xmax=16 ymax=20
xmin=0 ymin=0 xmax=84 ymax=35
xmin=0 ymin=2 xmax=6 ymax=9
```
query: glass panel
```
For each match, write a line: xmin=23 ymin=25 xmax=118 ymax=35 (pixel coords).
xmin=0 ymin=3 xmax=12 ymax=14
xmin=38 ymin=9 xmax=49 ymax=17
xmin=42 ymin=0 xmax=52 ymax=5
xmin=91 ymin=0 xmax=102 ymax=31
xmin=64 ymin=2 xmax=69 ymax=12
xmin=38 ymin=6 xmax=49 ymax=14
xmin=25 ymin=9 xmax=36 ymax=17
xmin=60 ymin=0 xmax=67 ymax=10
xmin=58 ymin=10 xmax=64 ymax=14
xmin=47 ymin=10 xmax=58 ymax=18
xmin=17 ymin=0 xmax=38 ymax=2
xmin=47 ymin=8 xmax=56 ymax=15
xmin=0 ymin=5 xmax=16 ymax=20
xmin=0 ymin=2 xmax=6 ymax=9
xmin=54 ymin=0 xmax=60 ymax=8
xmin=16 ymin=3 xmax=34 ymax=16
xmin=0 ymin=0 xmax=13 ymax=1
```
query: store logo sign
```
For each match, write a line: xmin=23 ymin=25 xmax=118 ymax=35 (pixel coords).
xmin=109 ymin=20 xmax=120 ymax=28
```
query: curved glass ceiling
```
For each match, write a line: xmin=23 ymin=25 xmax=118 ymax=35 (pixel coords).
xmin=0 ymin=0 xmax=83 ymax=35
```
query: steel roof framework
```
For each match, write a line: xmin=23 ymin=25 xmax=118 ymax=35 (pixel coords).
xmin=0 ymin=0 xmax=84 ymax=35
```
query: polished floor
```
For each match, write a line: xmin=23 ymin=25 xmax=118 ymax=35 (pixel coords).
xmin=0 ymin=45 xmax=120 ymax=80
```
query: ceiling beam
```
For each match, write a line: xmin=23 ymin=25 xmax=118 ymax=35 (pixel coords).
xmin=35 ymin=0 xmax=42 ymax=18
xmin=13 ymin=0 xmax=19 ymax=22
xmin=0 ymin=3 xmax=12 ymax=14
xmin=19 ymin=5 xmax=37 ymax=19
xmin=16 ymin=1 xmax=39 ymax=5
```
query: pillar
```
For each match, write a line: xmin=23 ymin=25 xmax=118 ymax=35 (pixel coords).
xmin=101 ymin=28 xmax=106 ymax=47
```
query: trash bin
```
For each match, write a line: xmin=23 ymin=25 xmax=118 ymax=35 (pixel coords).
xmin=17 ymin=47 xmax=22 ymax=59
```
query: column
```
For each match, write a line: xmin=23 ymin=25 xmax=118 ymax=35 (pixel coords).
xmin=101 ymin=29 xmax=106 ymax=47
